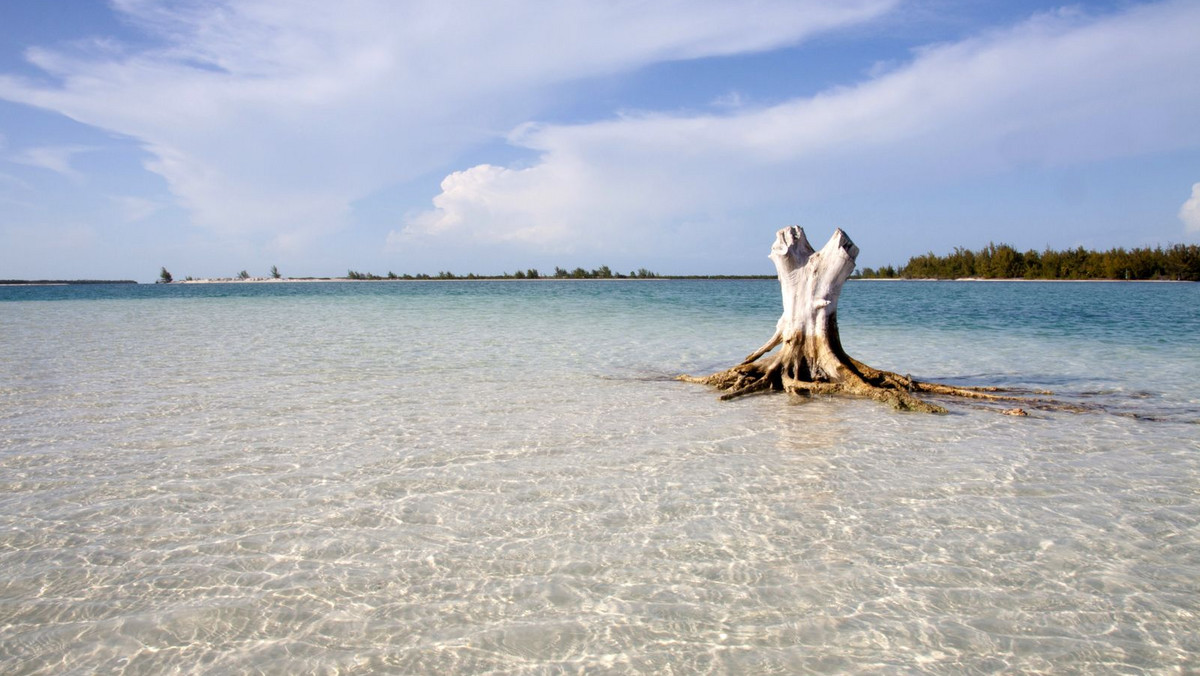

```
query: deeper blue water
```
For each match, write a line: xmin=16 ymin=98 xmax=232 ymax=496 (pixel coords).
xmin=1 ymin=280 xmax=1198 ymax=673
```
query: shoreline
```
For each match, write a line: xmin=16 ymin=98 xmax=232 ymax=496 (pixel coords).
xmin=168 ymin=276 xmax=1193 ymax=284
xmin=172 ymin=277 xmax=674 ymax=284
xmin=5 ymin=277 xmax=1189 ymax=285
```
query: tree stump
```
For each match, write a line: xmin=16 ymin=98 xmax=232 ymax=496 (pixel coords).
xmin=681 ymin=226 xmax=1043 ymax=413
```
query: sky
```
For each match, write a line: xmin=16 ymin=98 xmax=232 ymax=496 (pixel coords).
xmin=1 ymin=0 xmax=1198 ymax=281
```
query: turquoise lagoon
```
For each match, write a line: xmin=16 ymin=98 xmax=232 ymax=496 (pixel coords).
xmin=1 ymin=280 xmax=1198 ymax=673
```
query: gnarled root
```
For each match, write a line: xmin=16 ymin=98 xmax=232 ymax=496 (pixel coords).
xmin=680 ymin=350 xmax=1085 ymax=414
xmin=680 ymin=354 xmax=948 ymax=413
xmin=678 ymin=361 xmax=777 ymax=400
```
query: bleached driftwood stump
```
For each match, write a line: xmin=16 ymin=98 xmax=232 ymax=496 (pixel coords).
xmin=681 ymin=226 xmax=1037 ymax=413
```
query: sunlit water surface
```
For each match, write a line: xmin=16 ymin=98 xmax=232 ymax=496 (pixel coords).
xmin=2 ymin=280 xmax=1198 ymax=673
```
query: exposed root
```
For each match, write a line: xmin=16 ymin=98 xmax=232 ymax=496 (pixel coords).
xmin=680 ymin=349 xmax=1090 ymax=415
xmin=681 ymin=350 xmax=951 ymax=413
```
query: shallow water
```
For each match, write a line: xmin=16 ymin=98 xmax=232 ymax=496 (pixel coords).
xmin=1 ymin=280 xmax=1198 ymax=673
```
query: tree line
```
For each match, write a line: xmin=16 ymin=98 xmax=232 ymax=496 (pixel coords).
xmin=857 ymin=243 xmax=1200 ymax=281
xmin=159 ymin=265 xmax=663 ymax=282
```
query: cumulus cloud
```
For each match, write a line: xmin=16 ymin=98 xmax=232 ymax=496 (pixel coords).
xmin=1181 ymin=183 xmax=1200 ymax=234
xmin=0 ymin=0 xmax=894 ymax=247
xmin=401 ymin=1 xmax=1200 ymax=252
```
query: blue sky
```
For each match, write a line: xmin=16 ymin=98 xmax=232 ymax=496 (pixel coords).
xmin=1 ymin=0 xmax=1198 ymax=281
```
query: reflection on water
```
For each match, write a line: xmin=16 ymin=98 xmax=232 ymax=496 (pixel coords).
xmin=1 ymin=281 xmax=1198 ymax=672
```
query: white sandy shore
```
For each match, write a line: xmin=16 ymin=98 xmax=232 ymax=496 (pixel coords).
xmin=176 ymin=277 xmax=321 ymax=283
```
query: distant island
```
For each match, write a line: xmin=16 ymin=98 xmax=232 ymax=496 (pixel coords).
xmin=856 ymin=243 xmax=1200 ymax=281
xmin=344 ymin=266 xmax=662 ymax=280
xmin=163 ymin=265 xmax=775 ymax=283
xmin=1 ymin=279 xmax=137 ymax=285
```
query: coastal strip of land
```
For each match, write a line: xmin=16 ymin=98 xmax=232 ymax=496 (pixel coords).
xmin=1 ymin=279 xmax=137 ymax=286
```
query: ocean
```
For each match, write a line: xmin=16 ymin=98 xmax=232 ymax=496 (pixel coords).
xmin=1 ymin=279 xmax=1198 ymax=673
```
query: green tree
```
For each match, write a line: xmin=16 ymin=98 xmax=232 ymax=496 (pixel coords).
xmin=1164 ymin=244 xmax=1200 ymax=280
xmin=158 ymin=266 xmax=173 ymax=284
xmin=237 ymin=270 xmax=250 ymax=280
xmin=270 ymin=265 xmax=281 ymax=279
xmin=895 ymin=242 xmax=1200 ymax=280
xmin=1021 ymin=250 xmax=1042 ymax=279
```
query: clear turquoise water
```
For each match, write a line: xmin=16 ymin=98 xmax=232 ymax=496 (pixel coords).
xmin=1 ymin=280 xmax=1198 ymax=673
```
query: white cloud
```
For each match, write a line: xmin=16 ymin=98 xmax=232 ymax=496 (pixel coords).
xmin=1180 ymin=183 xmax=1200 ymax=234
xmin=711 ymin=91 xmax=746 ymax=109
xmin=401 ymin=1 xmax=1200 ymax=253
xmin=0 ymin=0 xmax=894 ymax=246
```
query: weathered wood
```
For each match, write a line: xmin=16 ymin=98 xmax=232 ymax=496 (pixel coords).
xmin=681 ymin=226 xmax=1070 ymax=413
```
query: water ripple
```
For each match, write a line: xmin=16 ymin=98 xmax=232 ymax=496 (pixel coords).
xmin=1 ymin=282 xmax=1198 ymax=673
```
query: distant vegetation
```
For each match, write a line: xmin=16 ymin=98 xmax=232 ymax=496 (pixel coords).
xmin=1 ymin=279 xmax=137 ymax=285
xmin=157 ymin=243 xmax=1200 ymax=283
xmin=344 ymin=266 xmax=662 ymax=280
xmin=858 ymin=243 xmax=1200 ymax=281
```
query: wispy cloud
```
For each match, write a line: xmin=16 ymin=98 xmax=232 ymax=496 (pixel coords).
xmin=0 ymin=0 xmax=894 ymax=249
xmin=9 ymin=145 xmax=95 ymax=180
xmin=0 ymin=172 xmax=35 ymax=209
xmin=0 ymin=171 xmax=32 ymax=190
xmin=400 ymin=1 xmax=1200 ymax=253
xmin=109 ymin=195 xmax=162 ymax=222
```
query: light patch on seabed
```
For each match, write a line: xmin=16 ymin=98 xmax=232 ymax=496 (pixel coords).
xmin=0 ymin=281 xmax=1198 ymax=672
